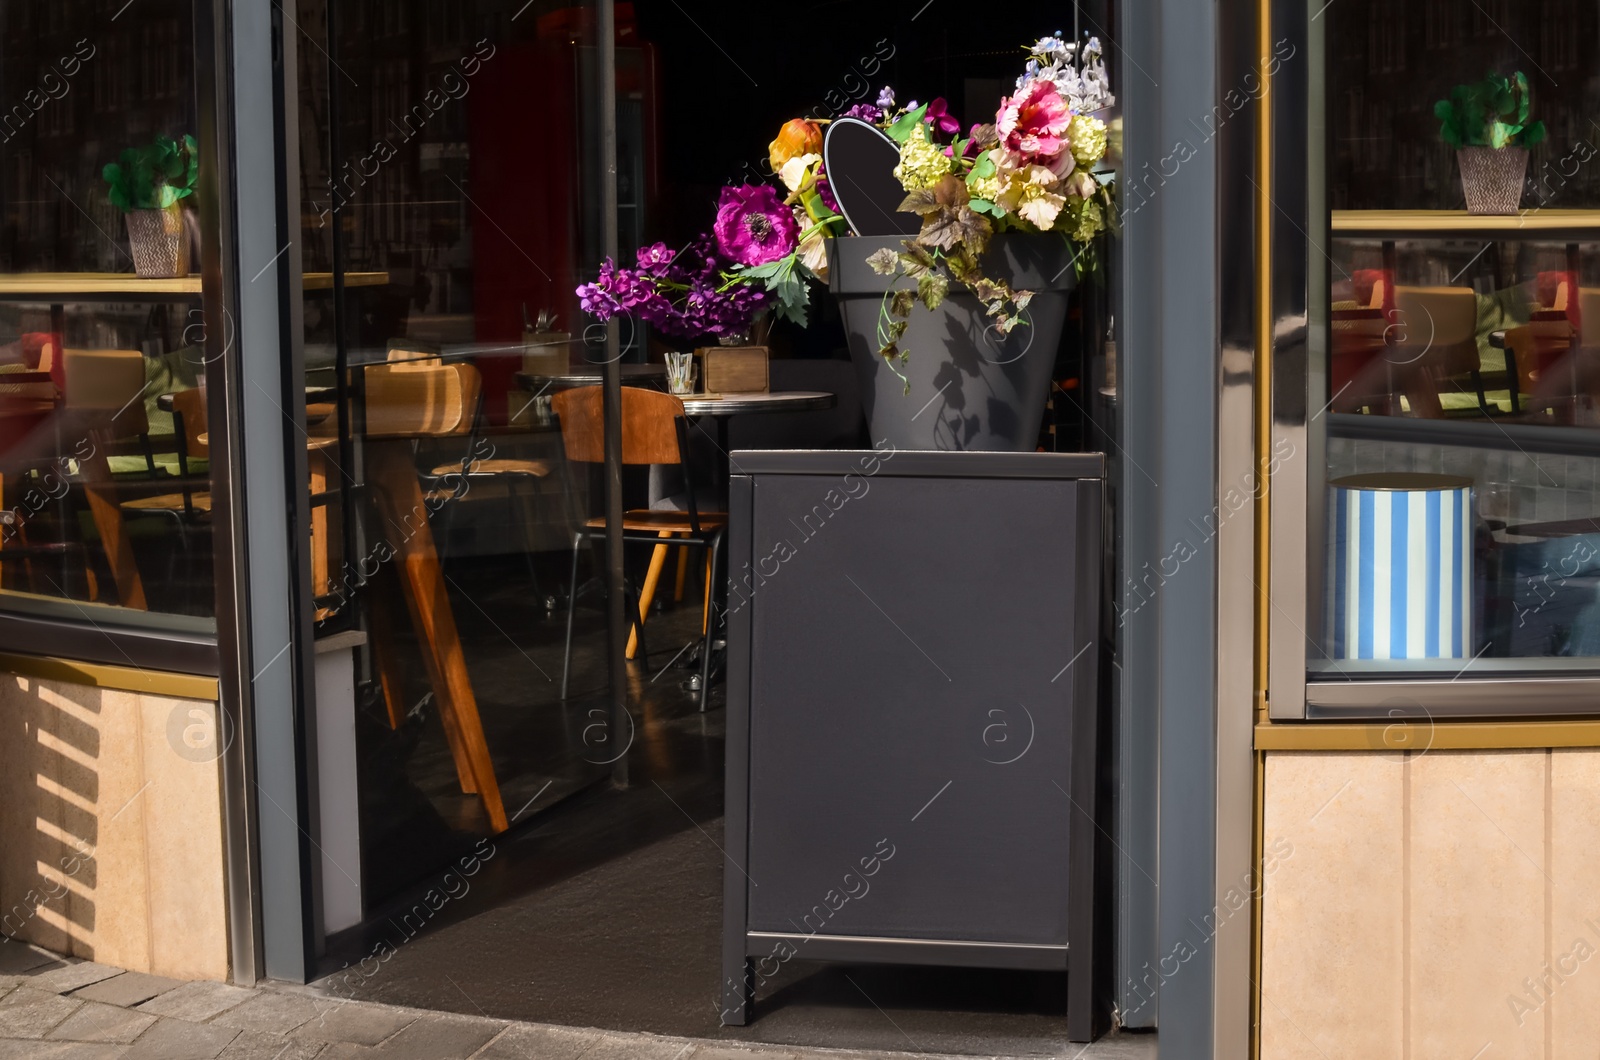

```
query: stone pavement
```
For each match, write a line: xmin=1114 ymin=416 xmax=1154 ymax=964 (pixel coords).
xmin=0 ymin=942 xmax=1154 ymax=1060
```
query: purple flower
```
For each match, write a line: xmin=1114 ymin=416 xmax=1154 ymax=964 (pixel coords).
xmin=876 ymin=86 xmax=896 ymax=110
xmin=636 ymin=242 xmax=677 ymax=269
xmin=814 ymin=161 xmax=841 ymax=213
xmin=713 ymin=184 xmax=799 ymax=268
xmin=923 ymin=98 xmax=961 ymax=136
xmin=844 ymin=103 xmax=883 ymax=123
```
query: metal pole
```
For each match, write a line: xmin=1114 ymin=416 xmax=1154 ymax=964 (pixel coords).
xmin=598 ymin=0 xmax=629 ymax=788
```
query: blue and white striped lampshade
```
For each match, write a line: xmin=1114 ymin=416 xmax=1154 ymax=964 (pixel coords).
xmin=1327 ymin=474 xmax=1474 ymax=660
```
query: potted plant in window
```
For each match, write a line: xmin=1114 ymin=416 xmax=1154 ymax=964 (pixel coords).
xmin=102 ymin=134 xmax=199 ymax=278
xmin=1436 ymin=72 xmax=1545 ymax=216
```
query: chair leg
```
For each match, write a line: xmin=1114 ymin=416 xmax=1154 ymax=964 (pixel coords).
xmin=561 ymin=531 xmax=585 ymax=701
xmin=698 ymin=531 xmax=724 ymax=712
xmin=627 ymin=532 xmax=674 ymax=660
xmin=626 ymin=578 xmax=649 ymax=670
xmin=674 ymin=542 xmax=690 ymax=602
xmin=514 ymin=478 xmax=548 ymax=607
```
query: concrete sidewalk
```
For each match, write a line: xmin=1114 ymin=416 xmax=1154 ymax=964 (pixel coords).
xmin=0 ymin=943 xmax=1154 ymax=1060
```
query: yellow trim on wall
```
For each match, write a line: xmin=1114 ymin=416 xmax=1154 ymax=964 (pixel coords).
xmin=1256 ymin=720 xmax=1600 ymax=752
xmin=0 ymin=652 xmax=218 ymax=701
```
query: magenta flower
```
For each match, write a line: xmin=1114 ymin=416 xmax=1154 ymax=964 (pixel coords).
xmin=844 ymin=103 xmax=883 ymax=123
xmin=713 ymin=184 xmax=799 ymax=267
xmin=923 ymin=98 xmax=962 ymax=136
xmin=814 ymin=161 xmax=841 ymax=213
xmin=636 ymin=242 xmax=677 ymax=269
xmin=997 ymin=80 xmax=1071 ymax=163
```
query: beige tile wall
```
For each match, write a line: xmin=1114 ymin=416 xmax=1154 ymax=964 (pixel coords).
xmin=1261 ymin=749 xmax=1600 ymax=1060
xmin=0 ymin=673 xmax=229 ymax=980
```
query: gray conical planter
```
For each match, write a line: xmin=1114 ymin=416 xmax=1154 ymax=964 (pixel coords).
xmin=828 ymin=234 xmax=1076 ymax=451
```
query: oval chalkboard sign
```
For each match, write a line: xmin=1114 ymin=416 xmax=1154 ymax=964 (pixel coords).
xmin=822 ymin=118 xmax=922 ymax=238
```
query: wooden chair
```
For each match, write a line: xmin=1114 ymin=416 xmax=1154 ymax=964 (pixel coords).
xmin=358 ymin=360 xmax=509 ymax=832
xmin=118 ymin=388 xmax=211 ymax=586
xmin=1388 ymin=286 xmax=1481 ymax=419
xmin=376 ymin=343 xmax=559 ymax=609
xmin=45 ymin=346 xmax=150 ymax=609
xmin=552 ymin=385 xmax=727 ymax=712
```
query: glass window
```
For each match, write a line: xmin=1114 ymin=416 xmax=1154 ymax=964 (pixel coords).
xmin=0 ymin=0 xmax=217 ymax=630
xmin=1309 ymin=0 xmax=1600 ymax=675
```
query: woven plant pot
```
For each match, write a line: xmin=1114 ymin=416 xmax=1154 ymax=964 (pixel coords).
xmin=125 ymin=205 xmax=189 ymax=278
xmin=1457 ymin=146 xmax=1528 ymax=216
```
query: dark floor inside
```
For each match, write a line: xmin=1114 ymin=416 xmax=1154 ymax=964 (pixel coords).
xmin=313 ymin=553 xmax=1148 ymax=1056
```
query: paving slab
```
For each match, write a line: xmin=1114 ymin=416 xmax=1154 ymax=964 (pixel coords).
xmin=469 ymin=1022 xmax=599 ymax=1060
xmin=137 ymin=981 xmax=256 ymax=1023
xmin=578 ymin=1032 xmax=701 ymax=1060
xmin=216 ymin=1029 xmax=331 ymax=1060
xmin=210 ymin=990 xmax=330 ymax=1035
xmin=687 ymin=1045 xmax=804 ymax=1060
xmin=0 ymin=1040 xmax=128 ymax=1059
xmin=46 ymin=999 xmax=158 ymax=1043
xmin=288 ymin=998 xmax=415 ymax=1046
xmin=122 ymin=1016 xmax=241 ymax=1060
xmin=71 ymin=972 xmax=186 ymax=1008
xmin=0 ymin=942 xmax=64 ymax=975
xmin=27 ymin=962 xmax=125 ymax=995
xmin=0 ymin=986 xmax=81 ymax=1039
xmin=346 ymin=1011 xmax=502 ymax=1059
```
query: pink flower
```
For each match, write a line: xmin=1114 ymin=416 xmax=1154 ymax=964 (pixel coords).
xmin=713 ymin=184 xmax=800 ymax=267
xmin=997 ymin=80 xmax=1071 ymax=164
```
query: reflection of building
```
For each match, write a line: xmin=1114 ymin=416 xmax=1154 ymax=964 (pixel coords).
xmin=0 ymin=0 xmax=191 ymax=274
xmin=1332 ymin=0 xmax=1600 ymax=211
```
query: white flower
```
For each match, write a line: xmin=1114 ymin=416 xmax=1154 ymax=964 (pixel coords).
xmin=779 ymin=153 xmax=820 ymax=193
xmin=794 ymin=206 xmax=828 ymax=280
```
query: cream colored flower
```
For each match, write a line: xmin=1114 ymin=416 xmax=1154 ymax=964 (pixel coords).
xmin=997 ymin=164 xmax=1067 ymax=230
xmin=894 ymin=125 xmax=951 ymax=191
xmin=795 ymin=206 xmax=829 ymax=281
xmin=1067 ymin=114 xmax=1108 ymax=168
xmin=780 ymin=153 xmax=821 ymax=193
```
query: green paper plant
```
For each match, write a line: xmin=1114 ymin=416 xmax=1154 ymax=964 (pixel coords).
xmin=102 ymin=134 xmax=199 ymax=212
xmin=1435 ymin=72 xmax=1546 ymax=150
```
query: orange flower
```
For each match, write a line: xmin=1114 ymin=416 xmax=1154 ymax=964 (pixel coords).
xmin=769 ymin=119 xmax=823 ymax=174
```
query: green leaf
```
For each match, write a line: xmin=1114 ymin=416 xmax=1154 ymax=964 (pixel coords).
xmin=966 ymin=150 xmax=997 ymax=187
xmin=969 ymin=198 xmax=1001 ymax=216
xmin=888 ymin=103 xmax=929 ymax=144
xmin=917 ymin=271 xmax=948 ymax=311
xmin=1521 ymin=120 xmax=1547 ymax=148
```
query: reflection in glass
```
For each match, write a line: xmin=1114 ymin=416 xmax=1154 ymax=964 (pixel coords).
xmin=0 ymin=0 xmax=215 ymax=625
xmin=1313 ymin=0 xmax=1600 ymax=671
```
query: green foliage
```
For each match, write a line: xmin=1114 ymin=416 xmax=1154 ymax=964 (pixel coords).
xmin=1435 ymin=72 xmax=1546 ymax=150
xmin=739 ymin=254 xmax=814 ymax=328
xmin=887 ymin=103 xmax=930 ymax=144
xmin=102 ymin=134 xmax=199 ymax=213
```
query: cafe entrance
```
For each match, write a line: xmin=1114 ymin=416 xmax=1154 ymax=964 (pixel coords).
xmin=281 ymin=0 xmax=1138 ymax=1050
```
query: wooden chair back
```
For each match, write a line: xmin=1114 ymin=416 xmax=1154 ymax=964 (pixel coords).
xmin=60 ymin=347 xmax=149 ymax=437
xmin=1391 ymin=286 xmax=1481 ymax=380
xmin=363 ymin=362 xmax=481 ymax=437
xmin=169 ymin=388 xmax=209 ymax=459
xmin=551 ymin=386 xmax=686 ymax=466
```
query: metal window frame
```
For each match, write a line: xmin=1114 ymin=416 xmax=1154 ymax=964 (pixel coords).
xmin=1262 ymin=0 xmax=1600 ymax=721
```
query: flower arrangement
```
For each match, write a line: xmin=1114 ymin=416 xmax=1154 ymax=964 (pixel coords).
xmin=577 ymin=33 xmax=1115 ymax=367
xmin=576 ymin=118 xmax=847 ymax=342
xmin=865 ymin=34 xmax=1115 ymax=376
xmin=1435 ymin=71 xmax=1545 ymax=150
